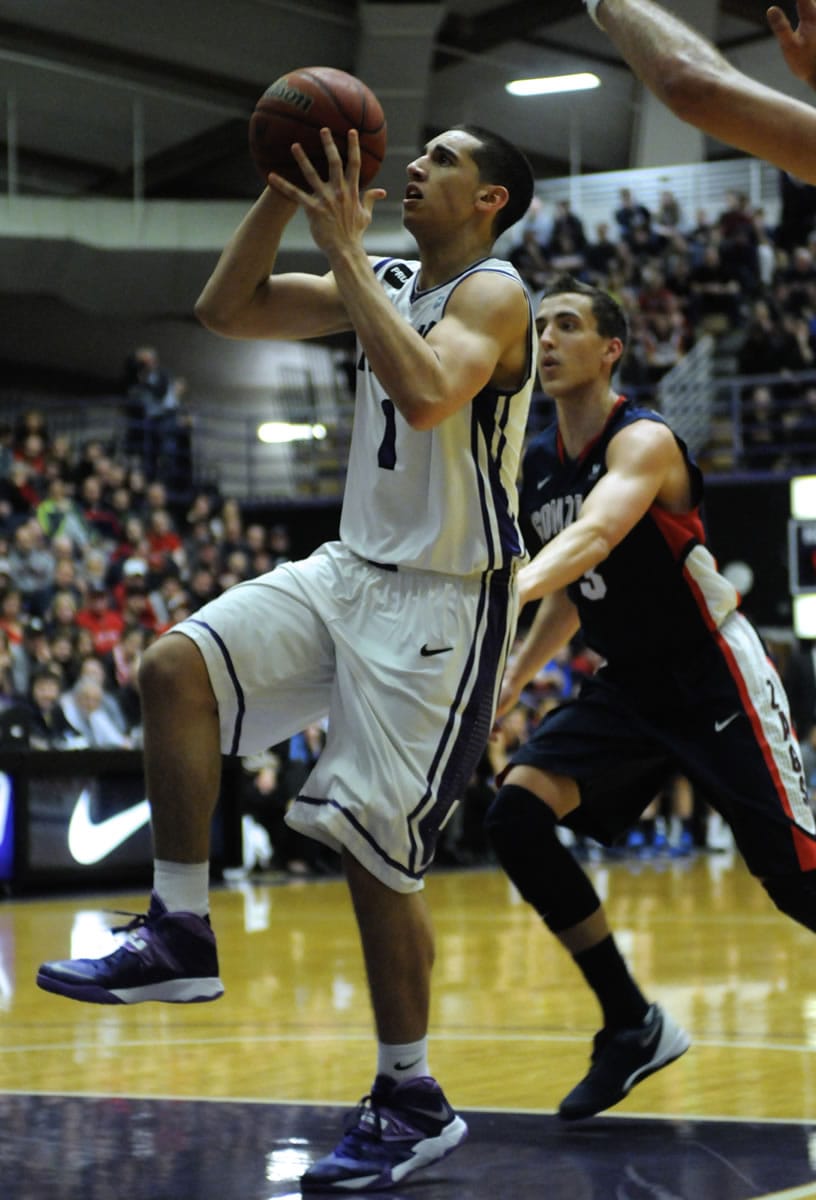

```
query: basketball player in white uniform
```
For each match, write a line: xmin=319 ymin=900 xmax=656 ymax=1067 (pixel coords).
xmin=37 ymin=124 xmax=536 ymax=1192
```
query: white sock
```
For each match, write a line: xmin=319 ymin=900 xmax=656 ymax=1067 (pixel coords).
xmin=153 ymin=860 xmax=210 ymax=917
xmin=376 ymin=1038 xmax=430 ymax=1085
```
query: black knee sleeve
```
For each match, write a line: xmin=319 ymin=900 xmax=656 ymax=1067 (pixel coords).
xmin=762 ymin=870 xmax=816 ymax=933
xmin=485 ymin=784 xmax=601 ymax=933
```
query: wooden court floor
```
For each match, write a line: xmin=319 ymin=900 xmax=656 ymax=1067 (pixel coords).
xmin=2 ymin=851 xmax=816 ymax=1198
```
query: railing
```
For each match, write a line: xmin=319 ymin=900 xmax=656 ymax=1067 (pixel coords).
xmin=5 ymin=365 xmax=816 ymax=507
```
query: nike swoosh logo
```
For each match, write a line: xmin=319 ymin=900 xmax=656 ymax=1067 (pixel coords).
xmin=714 ymin=712 xmax=741 ymax=733
xmin=420 ymin=645 xmax=454 ymax=657
xmin=67 ymin=788 xmax=151 ymax=865
xmin=537 ymin=475 xmax=552 ymax=490
xmin=394 ymin=1057 xmax=422 ymax=1071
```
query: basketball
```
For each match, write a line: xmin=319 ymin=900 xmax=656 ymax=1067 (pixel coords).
xmin=249 ymin=66 xmax=387 ymax=189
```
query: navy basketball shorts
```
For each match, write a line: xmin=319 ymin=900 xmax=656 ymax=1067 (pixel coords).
xmin=511 ymin=613 xmax=816 ymax=878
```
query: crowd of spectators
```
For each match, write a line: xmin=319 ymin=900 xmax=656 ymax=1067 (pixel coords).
xmin=507 ymin=174 xmax=816 ymax=468
xmin=0 ymin=403 xmax=291 ymax=754
xmin=9 ymin=183 xmax=816 ymax=878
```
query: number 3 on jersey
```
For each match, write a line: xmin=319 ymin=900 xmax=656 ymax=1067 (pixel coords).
xmin=378 ymin=398 xmax=397 ymax=470
xmin=579 ymin=567 xmax=606 ymax=600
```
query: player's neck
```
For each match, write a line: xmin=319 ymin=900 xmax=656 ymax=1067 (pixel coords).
xmin=555 ymin=385 xmax=619 ymax=459
xmin=415 ymin=231 xmax=493 ymax=290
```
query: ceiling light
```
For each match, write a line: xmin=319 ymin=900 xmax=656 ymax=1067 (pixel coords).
xmin=506 ymin=73 xmax=601 ymax=96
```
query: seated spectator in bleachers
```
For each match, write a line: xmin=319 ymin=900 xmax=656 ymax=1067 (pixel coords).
xmin=81 ymin=545 xmax=110 ymax=597
xmin=59 ymin=671 xmax=131 ymax=748
xmin=145 ymin=507 xmax=184 ymax=576
xmin=686 ymin=208 xmax=716 ymax=264
xmin=663 ymin=247 xmax=694 ymax=317
xmin=509 ymin=227 xmax=550 ymax=296
xmin=109 ymin=515 xmax=149 ymax=581
xmin=48 ymin=629 xmax=81 ymax=688
xmin=777 ymin=312 xmax=816 ymax=374
xmin=78 ymin=474 xmax=122 ymax=544
xmin=36 ymin=476 xmax=90 ymax=549
xmin=741 ymin=383 xmax=789 ymax=470
xmin=0 ymin=585 xmax=26 ymax=648
xmin=550 ymin=198 xmax=587 ymax=252
xmin=688 ymin=244 xmax=741 ymax=333
xmin=585 ymin=221 xmax=620 ymax=280
xmin=117 ymin=569 xmax=161 ymax=636
xmin=219 ymin=549 xmax=251 ymax=591
xmin=637 ymin=266 xmax=679 ymax=322
xmin=26 ymin=665 xmax=80 ymax=750
xmin=614 ymin=186 xmax=651 ymax=246
xmin=0 ymin=460 xmax=40 ymax=534
xmin=147 ymin=570 xmax=186 ymax=630
xmin=109 ymin=624 xmax=146 ymax=737
xmin=7 ymin=519 xmax=55 ymax=614
xmin=717 ymin=190 xmax=759 ymax=293
xmin=778 ymin=245 xmax=816 ymax=317
xmin=548 ymin=231 xmax=587 ymax=278
xmin=44 ymin=588 xmax=79 ymax=642
xmin=38 ymin=553 xmax=84 ymax=618
xmin=75 ymin=583 xmax=124 ymax=657
xmin=640 ymin=310 xmax=689 ymax=382
xmin=738 ymin=300 xmax=786 ymax=376
xmin=22 ymin=616 xmax=53 ymax=683
xmin=653 ymin=189 xmax=683 ymax=241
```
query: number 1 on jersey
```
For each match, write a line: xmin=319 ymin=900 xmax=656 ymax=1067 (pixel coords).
xmin=378 ymin=398 xmax=397 ymax=470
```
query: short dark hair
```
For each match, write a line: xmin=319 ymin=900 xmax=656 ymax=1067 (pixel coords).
xmin=541 ymin=273 xmax=629 ymax=352
xmin=454 ymin=124 xmax=535 ymax=238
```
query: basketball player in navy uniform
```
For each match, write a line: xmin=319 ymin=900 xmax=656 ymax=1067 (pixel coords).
xmin=486 ymin=274 xmax=816 ymax=1120
xmin=36 ymin=126 xmax=536 ymax=1190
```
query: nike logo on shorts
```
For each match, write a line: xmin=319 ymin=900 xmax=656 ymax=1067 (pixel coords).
xmin=714 ymin=712 xmax=741 ymax=733
xmin=421 ymin=644 xmax=454 ymax=657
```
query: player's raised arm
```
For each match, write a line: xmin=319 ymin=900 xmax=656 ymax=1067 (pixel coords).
xmin=585 ymin=0 xmax=816 ymax=184
xmin=194 ymin=187 xmax=352 ymax=343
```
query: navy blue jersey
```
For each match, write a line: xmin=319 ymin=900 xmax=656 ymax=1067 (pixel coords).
xmin=519 ymin=397 xmax=739 ymax=670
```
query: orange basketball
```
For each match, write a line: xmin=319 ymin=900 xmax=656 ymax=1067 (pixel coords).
xmin=249 ymin=66 xmax=387 ymax=188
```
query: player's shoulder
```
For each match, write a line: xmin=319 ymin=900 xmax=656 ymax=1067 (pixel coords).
xmin=372 ymin=257 xmax=420 ymax=292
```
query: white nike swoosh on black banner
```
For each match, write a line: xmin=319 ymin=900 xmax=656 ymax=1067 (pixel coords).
xmin=67 ymin=788 xmax=151 ymax=865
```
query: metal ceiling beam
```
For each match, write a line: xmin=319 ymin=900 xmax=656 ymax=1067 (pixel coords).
xmin=435 ymin=0 xmax=583 ymax=68
xmin=0 ymin=18 xmax=259 ymax=116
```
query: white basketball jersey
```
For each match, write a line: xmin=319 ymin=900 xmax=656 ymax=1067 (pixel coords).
xmin=339 ymin=256 xmax=535 ymax=577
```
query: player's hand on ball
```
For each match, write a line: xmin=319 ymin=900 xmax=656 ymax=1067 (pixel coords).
xmin=267 ymin=129 xmax=386 ymax=253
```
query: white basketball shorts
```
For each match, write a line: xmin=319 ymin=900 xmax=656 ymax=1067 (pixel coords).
xmin=174 ymin=541 xmax=518 ymax=892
